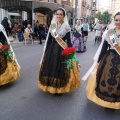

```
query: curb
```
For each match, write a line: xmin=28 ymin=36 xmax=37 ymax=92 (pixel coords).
xmin=9 ymin=38 xmax=40 ymax=44
xmin=10 ymin=41 xmax=40 ymax=44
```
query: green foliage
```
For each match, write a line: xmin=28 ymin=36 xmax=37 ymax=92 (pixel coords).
xmin=96 ymin=11 xmax=110 ymax=23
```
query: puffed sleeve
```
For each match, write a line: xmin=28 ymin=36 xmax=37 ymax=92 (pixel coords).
xmin=97 ymin=40 xmax=109 ymax=63
xmin=98 ymin=31 xmax=111 ymax=62
xmin=46 ymin=32 xmax=53 ymax=51
xmin=0 ymin=32 xmax=7 ymax=45
xmin=66 ymin=32 xmax=72 ymax=47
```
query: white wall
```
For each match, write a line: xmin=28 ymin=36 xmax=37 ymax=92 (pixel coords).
xmin=77 ymin=0 xmax=82 ymax=19
xmin=22 ymin=11 xmax=28 ymax=20
xmin=0 ymin=9 xmax=8 ymax=23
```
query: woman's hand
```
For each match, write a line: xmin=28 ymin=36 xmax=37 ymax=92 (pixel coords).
xmin=97 ymin=63 xmax=99 ymax=67
xmin=78 ymin=64 xmax=81 ymax=68
xmin=77 ymin=64 xmax=81 ymax=71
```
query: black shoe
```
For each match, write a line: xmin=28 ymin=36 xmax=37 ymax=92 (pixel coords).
xmin=57 ymin=93 xmax=62 ymax=96
xmin=54 ymin=93 xmax=62 ymax=96
xmin=39 ymin=42 xmax=42 ymax=44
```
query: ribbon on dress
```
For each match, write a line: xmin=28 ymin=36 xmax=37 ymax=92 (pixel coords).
xmin=51 ymin=23 xmax=79 ymax=70
xmin=108 ymin=29 xmax=120 ymax=55
xmin=51 ymin=23 xmax=68 ymax=49
xmin=0 ymin=24 xmax=21 ymax=70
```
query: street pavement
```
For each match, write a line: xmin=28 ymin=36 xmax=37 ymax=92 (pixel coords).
xmin=0 ymin=32 xmax=120 ymax=120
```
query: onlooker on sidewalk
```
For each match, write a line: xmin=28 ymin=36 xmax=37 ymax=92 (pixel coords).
xmin=34 ymin=20 xmax=39 ymax=39
xmin=24 ymin=24 xmax=35 ymax=39
xmin=12 ymin=24 xmax=24 ymax=42
xmin=21 ymin=20 xmax=26 ymax=33
xmin=1 ymin=17 xmax=9 ymax=35
xmin=38 ymin=24 xmax=43 ymax=44
xmin=8 ymin=19 xmax=12 ymax=36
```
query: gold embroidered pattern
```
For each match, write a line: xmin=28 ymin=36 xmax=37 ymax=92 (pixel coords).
xmin=55 ymin=36 xmax=68 ymax=49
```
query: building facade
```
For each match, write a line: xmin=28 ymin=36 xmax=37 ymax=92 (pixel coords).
xmin=77 ymin=0 xmax=86 ymax=19
xmin=109 ymin=0 xmax=120 ymax=16
xmin=0 ymin=0 xmax=74 ymax=26
xmin=77 ymin=0 xmax=93 ymax=23
xmin=86 ymin=0 xmax=93 ymax=22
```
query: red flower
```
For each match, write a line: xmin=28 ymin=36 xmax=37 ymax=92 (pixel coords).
xmin=61 ymin=47 xmax=75 ymax=56
xmin=82 ymin=34 xmax=85 ymax=37
xmin=2 ymin=44 xmax=9 ymax=52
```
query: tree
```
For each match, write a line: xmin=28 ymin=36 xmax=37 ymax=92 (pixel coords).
xmin=96 ymin=11 xmax=110 ymax=23
xmin=96 ymin=12 xmax=102 ymax=20
xmin=103 ymin=11 xmax=110 ymax=23
xmin=96 ymin=12 xmax=104 ymax=21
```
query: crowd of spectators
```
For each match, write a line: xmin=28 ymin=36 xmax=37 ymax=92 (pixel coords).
xmin=1 ymin=17 xmax=48 ymax=44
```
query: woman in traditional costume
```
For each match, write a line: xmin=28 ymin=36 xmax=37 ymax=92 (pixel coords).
xmin=38 ymin=8 xmax=80 ymax=94
xmin=83 ymin=12 xmax=120 ymax=109
xmin=0 ymin=24 xmax=20 ymax=86
xmin=72 ymin=20 xmax=84 ymax=52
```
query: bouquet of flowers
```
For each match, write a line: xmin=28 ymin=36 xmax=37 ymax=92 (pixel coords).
xmin=0 ymin=43 xmax=13 ymax=62
xmin=61 ymin=47 xmax=79 ymax=70
xmin=82 ymin=34 xmax=85 ymax=37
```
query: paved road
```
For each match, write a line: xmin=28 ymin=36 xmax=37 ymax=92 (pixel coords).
xmin=0 ymin=32 xmax=120 ymax=120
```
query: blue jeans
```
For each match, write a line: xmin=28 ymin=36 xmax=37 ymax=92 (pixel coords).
xmin=17 ymin=32 xmax=24 ymax=41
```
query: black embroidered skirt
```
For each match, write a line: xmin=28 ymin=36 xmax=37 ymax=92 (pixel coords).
xmin=39 ymin=42 xmax=69 ymax=88
xmin=38 ymin=41 xmax=80 ymax=93
xmin=96 ymin=50 xmax=120 ymax=102
xmin=86 ymin=49 xmax=120 ymax=109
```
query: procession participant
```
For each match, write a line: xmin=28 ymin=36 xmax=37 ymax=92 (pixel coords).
xmin=0 ymin=24 xmax=20 ymax=86
xmin=84 ymin=12 xmax=120 ymax=109
xmin=72 ymin=20 xmax=85 ymax=52
xmin=94 ymin=21 xmax=102 ymax=43
xmin=38 ymin=7 xmax=81 ymax=94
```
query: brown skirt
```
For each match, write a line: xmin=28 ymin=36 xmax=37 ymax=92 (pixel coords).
xmin=38 ymin=60 xmax=80 ymax=94
xmin=0 ymin=60 xmax=20 ymax=86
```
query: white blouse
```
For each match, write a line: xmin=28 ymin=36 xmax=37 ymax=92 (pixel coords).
xmin=25 ymin=27 xmax=33 ymax=34
xmin=75 ymin=25 xmax=82 ymax=34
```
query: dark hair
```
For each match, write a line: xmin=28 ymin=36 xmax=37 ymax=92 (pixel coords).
xmin=114 ymin=12 xmax=120 ymax=19
xmin=56 ymin=8 xmax=66 ymax=16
